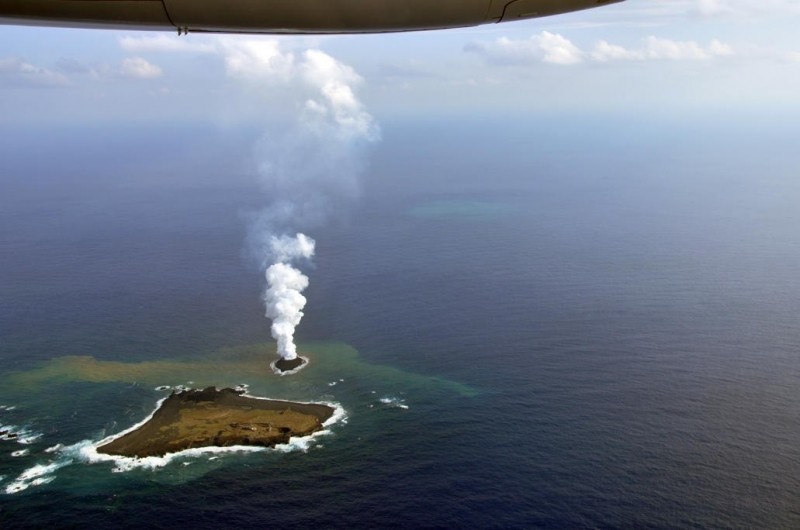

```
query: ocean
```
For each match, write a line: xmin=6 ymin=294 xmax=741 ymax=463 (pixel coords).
xmin=1 ymin=112 xmax=800 ymax=527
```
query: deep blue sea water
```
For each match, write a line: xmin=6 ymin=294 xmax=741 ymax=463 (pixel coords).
xmin=2 ymin=113 xmax=800 ymax=527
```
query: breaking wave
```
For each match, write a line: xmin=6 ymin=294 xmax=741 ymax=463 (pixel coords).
xmin=1 ymin=405 xmax=45 ymax=446
xmin=378 ymin=397 xmax=409 ymax=410
xmin=269 ymin=356 xmax=310 ymax=376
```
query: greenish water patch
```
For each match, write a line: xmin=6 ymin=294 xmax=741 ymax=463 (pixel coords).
xmin=3 ymin=341 xmax=476 ymax=400
xmin=408 ymin=200 xmax=514 ymax=221
xmin=0 ymin=341 xmax=476 ymax=496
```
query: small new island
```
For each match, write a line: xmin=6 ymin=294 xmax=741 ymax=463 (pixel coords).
xmin=97 ymin=387 xmax=335 ymax=458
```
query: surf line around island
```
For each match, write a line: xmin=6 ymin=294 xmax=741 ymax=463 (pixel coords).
xmin=32 ymin=388 xmax=344 ymax=479
xmin=3 ymin=386 xmax=347 ymax=494
xmin=5 ymin=398 xmax=344 ymax=495
xmin=271 ymin=355 xmax=310 ymax=376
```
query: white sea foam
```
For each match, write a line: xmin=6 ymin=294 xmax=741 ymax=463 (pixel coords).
xmin=11 ymin=449 xmax=29 ymax=457
xmin=154 ymin=385 xmax=171 ymax=391
xmin=77 ymin=439 xmax=269 ymax=473
xmin=274 ymin=434 xmax=319 ymax=453
xmin=272 ymin=404 xmax=346 ymax=453
xmin=0 ymin=424 xmax=16 ymax=439
xmin=269 ymin=356 xmax=310 ymax=376
xmin=379 ymin=397 xmax=409 ymax=410
xmin=5 ymin=461 xmax=71 ymax=494
xmin=0 ymin=424 xmax=43 ymax=445
xmin=321 ymin=400 xmax=347 ymax=428
xmin=16 ymin=429 xmax=43 ymax=445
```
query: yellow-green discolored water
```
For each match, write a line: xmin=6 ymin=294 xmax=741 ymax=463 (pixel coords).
xmin=0 ymin=341 xmax=477 ymax=496
xmin=3 ymin=341 xmax=477 ymax=401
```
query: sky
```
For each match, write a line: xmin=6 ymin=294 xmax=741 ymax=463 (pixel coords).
xmin=1 ymin=0 xmax=799 ymax=126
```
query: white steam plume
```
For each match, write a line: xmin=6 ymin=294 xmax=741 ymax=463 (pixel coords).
xmin=220 ymin=39 xmax=379 ymax=360
xmin=264 ymin=234 xmax=315 ymax=360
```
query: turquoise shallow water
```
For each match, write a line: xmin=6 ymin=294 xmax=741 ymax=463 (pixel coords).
xmin=2 ymin=116 xmax=800 ymax=527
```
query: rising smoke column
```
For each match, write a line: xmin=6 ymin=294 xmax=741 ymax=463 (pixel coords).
xmin=220 ymin=40 xmax=379 ymax=361
xmin=263 ymin=233 xmax=314 ymax=360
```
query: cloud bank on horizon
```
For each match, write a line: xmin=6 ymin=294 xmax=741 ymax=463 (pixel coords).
xmin=466 ymin=32 xmax=735 ymax=65
xmin=0 ymin=0 xmax=798 ymax=115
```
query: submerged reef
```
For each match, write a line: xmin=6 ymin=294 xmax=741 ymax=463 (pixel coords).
xmin=97 ymin=387 xmax=334 ymax=458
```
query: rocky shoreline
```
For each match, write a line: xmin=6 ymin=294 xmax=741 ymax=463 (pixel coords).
xmin=97 ymin=387 xmax=335 ymax=458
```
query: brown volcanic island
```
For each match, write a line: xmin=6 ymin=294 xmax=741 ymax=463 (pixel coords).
xmin=97 ymin=387 xmax=335 ymax=458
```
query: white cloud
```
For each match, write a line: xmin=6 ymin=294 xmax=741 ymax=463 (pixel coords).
xmin=606 ymin=0 xmax=800 ymax=19
xmin=707 ymin=40 xmax=735 ymax=57
xmin=55 ymin=57 xmax=91 ymax=75
xmin=301 ymin=49 xmax=376 ymax=139
xmin=590 ymin=41 xmax=643 ymax=62
xmin=120 ymin=57 xmax=163 ymax=79
xmin=592 ymin=37 xmax=734 ymax=61
xmin=301 ymin=49 xmax=362 ymax=89
xmin=537 ymin=32 xmax=584 ymax=65
xmin=0 ymin=57 xmax=69 ymax=87
xmin=645 ymin=37 xmax=718 ymax=60
xmin=216 ymin=39 xmax=377 ymax=141
xmin=695 ymin=0 xmax=734 ymax=16
xmin=466 ymin=31 xmax=583 ymax=65
xmin=218 ymin=38 xmax=296 ymax=83
xmin=119 ymin=34 xmax=216 ymax=54
xmin=375 ymin=60 xmax=435 ymax=80
xmin=693 ymin=0 xmax=800 ymax=16
xmin=468 ymin=33 xmax=734 ymax=66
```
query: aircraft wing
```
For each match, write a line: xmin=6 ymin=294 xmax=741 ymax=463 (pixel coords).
xmin=0 ymin=0 xmax=623 ymax=34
